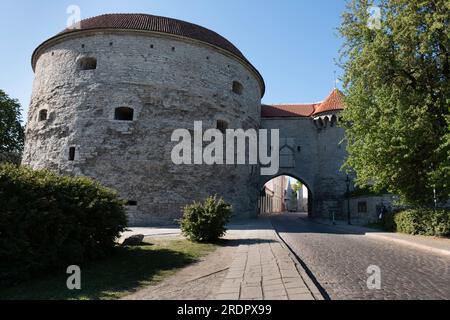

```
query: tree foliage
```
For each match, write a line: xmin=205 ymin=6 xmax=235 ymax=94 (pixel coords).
xmin=339 ymin=0 xmax=450 ymax=206
xmin=293 ymin=181 xmax=303 ymax=195
xmin=0 ymin=90 xmax=24 ymax=155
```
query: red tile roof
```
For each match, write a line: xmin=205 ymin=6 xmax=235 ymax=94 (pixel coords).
xmin=262 ymin=89 xmax=345 ymax=118
xmin=312 ymin=89 xmax=345 ymax=116
xmin=261 ymin=103 xmax=319 ymax=118
xmin=58 ymin=14 xmax=246 ymax=61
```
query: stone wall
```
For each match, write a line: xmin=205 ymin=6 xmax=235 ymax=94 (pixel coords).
xmin=260 ymin=117 xmax=348 ymax=218
xmin=23 ymin=31 xmax=263 ymax=226
xmin=314 ymin=121 xmax=348 ymax=219
xmin=346 ymin=194 xmax=396 ymax=224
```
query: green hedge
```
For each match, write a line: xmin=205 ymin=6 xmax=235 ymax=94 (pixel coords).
xmin=0 ymin=164 xmax=127 ymax=283
xmin=180 ymin=195 xmax=232 ymax=243
xmin=394 ymin=209 xmax=450 ymax=237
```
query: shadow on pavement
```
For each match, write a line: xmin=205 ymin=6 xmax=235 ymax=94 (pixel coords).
xmin=270 ymin=212 xmax=382 ymax=236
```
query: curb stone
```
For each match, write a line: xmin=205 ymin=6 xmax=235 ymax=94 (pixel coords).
xmin=268 ymin=219 xmax=326 ymax=300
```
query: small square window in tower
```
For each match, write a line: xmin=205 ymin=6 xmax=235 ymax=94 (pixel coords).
xmin=114 ymin=107 xmax=134 ymax=121
xmin=232 ymin=81 xmax=243 ymax=95
xmin=68 ymin=147 xmax=76 ymax=161
xmin=127 ymin=200 xmax=138 ymax=206
xmin=38 ymin=109 xmax=48 ymax=122
xmin=216 ymin=120 xmax=228 ymax=134
xmin=78 ymin=57 xmax=97 ymax=70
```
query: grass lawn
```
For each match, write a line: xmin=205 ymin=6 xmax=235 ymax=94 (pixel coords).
xmin=0 ymin=238 xmax=217 ymax=300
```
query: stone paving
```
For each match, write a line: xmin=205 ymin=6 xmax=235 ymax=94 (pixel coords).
xmin=123 ymin=214 xmax=450 ymax=300
xmin=215 ymin=222 xmax=319 ymax=300
xmin=311 ymin=216 xmax=450 ymax=257
xmin=271 ymin=213 xmax=450 ymax=300
xmin=123 ymin=218 xmax=321 ymax=300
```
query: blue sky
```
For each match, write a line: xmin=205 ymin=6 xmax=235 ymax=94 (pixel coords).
xmin=0 ymin=0 xmax=347 ymax=121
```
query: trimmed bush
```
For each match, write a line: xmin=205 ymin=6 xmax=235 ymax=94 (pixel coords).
xmin=180 ymin=195 xmax=232 ymax=243
xmin=394 ymin=208 xmax=450 ymax=237
xmin=0 ymin=164 xmax=127 ymax=284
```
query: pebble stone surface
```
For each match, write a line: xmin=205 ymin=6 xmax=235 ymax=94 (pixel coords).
xmin=271 ymin=213 xmax=450 ymax=300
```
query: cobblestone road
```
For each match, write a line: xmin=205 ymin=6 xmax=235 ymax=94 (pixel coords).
xmin=271 ymin=213 xmax=450 ymax=300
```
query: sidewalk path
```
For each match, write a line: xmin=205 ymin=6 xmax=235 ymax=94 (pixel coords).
xmin=365 ymin=233 xmax=450 ymax=257
xmin=123 ymin=217 xmax=322 ymax=300
xmin=214 ymin=219 xmax=321 ymax=300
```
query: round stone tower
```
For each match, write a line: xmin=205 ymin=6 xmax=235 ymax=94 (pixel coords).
xmin=23 ymin=13 xmax=265 ymax=226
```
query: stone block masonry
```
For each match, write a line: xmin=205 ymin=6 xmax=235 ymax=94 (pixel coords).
xmin=215 ymin=219 xmax=321 ymax=300
xmin=23 ymin=15 xmax=264 ymax=226
xmin=23 ymin=13 xmax=351 ymax=225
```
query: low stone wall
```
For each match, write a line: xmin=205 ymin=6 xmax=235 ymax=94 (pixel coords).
xmin=344 ymin=194 xmax=395 ymax=224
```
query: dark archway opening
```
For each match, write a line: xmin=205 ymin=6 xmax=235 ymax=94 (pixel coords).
xmin=259 ymin=175 xmax=312 ymax=217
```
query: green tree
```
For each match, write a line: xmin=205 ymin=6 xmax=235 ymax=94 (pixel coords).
xmin=293 ymin=181 xmax=303 ymax=195
xmin=339 ymin=0 xmax=450 ymax=206
xmin=0 ymin=90 xmax=24 ymax=155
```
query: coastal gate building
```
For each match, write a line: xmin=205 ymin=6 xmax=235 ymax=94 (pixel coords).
xmin=22 ymin=13 xmax=349 ymax=225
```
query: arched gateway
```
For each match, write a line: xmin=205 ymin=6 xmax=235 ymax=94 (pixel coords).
xmin=260 ymin=89 xmax=348 ymax=219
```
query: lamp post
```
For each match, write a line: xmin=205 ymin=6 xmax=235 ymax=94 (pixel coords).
xmin=433 ymin=187 xmax=437 ymax=210
xmin=346 ymin=175 xmax=351 ymax=225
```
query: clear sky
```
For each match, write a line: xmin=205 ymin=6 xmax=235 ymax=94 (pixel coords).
xmin=0 ymin=0 xmax=347 ymax=121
